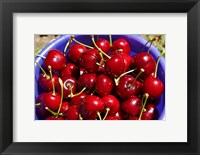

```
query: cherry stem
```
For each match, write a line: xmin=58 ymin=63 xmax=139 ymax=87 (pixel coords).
xmin=57 ymin=78 xmax=64 ymax=117
xmin=45 ymin=107 xmax=63 ymax=117
xmin=147 ymin=38 xmax=156 ymax=53
xmin=103 ymin=108 xmax=110 ymax=120
xmin=79 ymin=114 xmax=83 ymax=120
xmin=35 ymin=54 xmax=46 ymax=59
xmin=96 ymin=111 xmax=102 ymax=120
xmin=138 ymin=93 xmax=149 ymax=120
xmin=66 ymin=83 xmax=86 ymax=98
xmin=35 ymin=61 xmax=49 ymax=79
xmin=35 ymin=103 xmax=41 ymax=106
xmin=109 ymin=35 xmax=112 ymax=47
xmin=71 ymin=35 xmax=94 ymax=49
xmin=154 ymin=50 xmax=165 ymax=78
xmin=91 ymin=35 xmax=111 ymax=59
xmin=133 ymin=68 xmax=145 ymax=83
xmin=114 ymin=68 xmax=136 ymax=86
xmin=48 ymin=66 xmax=55 ymax=96
xmin=64 ymin=36 xmax=73 ymax=55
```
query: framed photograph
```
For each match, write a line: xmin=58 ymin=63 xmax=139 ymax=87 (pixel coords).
xmin=0 ymin=0 xmax=199 ymax=154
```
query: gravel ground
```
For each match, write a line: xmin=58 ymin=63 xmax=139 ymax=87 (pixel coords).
xmin=35 ymin=34 xmax=165 ymax=54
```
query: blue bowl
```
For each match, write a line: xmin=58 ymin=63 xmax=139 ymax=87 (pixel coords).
xmin=35 ymin=35 xmax=165 ymax=120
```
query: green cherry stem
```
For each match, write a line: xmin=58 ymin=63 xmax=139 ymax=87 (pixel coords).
xmin=138 ymin=93 xmax=149 ymax=120
xmin=71 ymin=35 xmax=94 ymax=49
xmin=66 ymin=83 xmax=86 ymax=98
xmin=109 ymin=35 xmax=112 ymax=47
xmin=154 ymin=50 xmax=165 ymax=78
xmin=96 ymin=111 xmax=102 ymax=120
xmin=57 ymin=78 xmax=64 ymax=117
xmin=114 ymin=68 xmax=136 ymax=86
xmin=45 ymin=107 xmax=63 ymax=116
xmin=79 ymin=114 xmax=83 ymax=120
xmin=35 ymin=103 xmax=41 ymax=106
xmin=64 ymin=36 xmax=73 ymax=56
xmin=103 ymin=108 xmax=110 ymax=120
xmin=35 ymin=54 xmax=46 ymax=59
xmin=91 ymin=35 xmax=111 ymax=59
xmin=35 ymin=61 xmax=50 ymax=79
xmin=48 ymin=66 xmax=56 ymax=96
xmin=133 ymin=68 xmax=144 ymax=83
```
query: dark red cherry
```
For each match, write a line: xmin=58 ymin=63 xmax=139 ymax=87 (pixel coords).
xmin=79 ymin=49 xmax=101 ymax=73
xmin=68 ymin=44 xmax=87 ymax=64
xmin=60 ymin=101 xmax=69 ymax=114
xmin=95 ymin=38 xmax=110 ymax=53
xmin=70 ymin=92 xmax=87 ymax=108
xmin=111 ymin=38 xmax=131 ymax=55
xmin=77 ymin=73 xmax=97 ymax=93
xmin=143 ymin=76 xmax=164 ymax=99
xmin=102 ymin=95 xmax=120 ymax=115
xmin=57 ymin=76 xmax=77 ymax=99
xmin=132 ymin=52 xmax=156 ymax=78
xmin=96 ymin=74 xmax=114 ymax=97
xmin=65 ymin=105 xmax=79 ymax=120
xmin=141 ymin=104 xmax=156 ymax=120
xmin=36 ymin=93 xmax=50 ymax=117
xmin=43 ymin=92 xmax=61 ymax=111
xmin=122 ymin=96 xmax=142 ymax=116
xmin=105 ymin=111 xmax=122 ymax=120
xmin=105 ymin=53 xmax=125 ymax=78
xmin=80 ymin=68 xmax=88 ymax=76
xmin=82 ymin=95 xmax=104 ymax=120
xmin=60 ymin=63 xmax=79 ymax=79
xmin=129 ymin=115 xmax=138 ymax=120
xmin=44 ymin=49 xmax=66 ymax=72
xmin=39 ymin=73 xmax=59 ymax=92
xmin=45 ymin=116 xmax=64 ymax=120
xmin=120 ymin=53 xmax=132 ymax=71
xmin=116 ymin=75 xmax=143 ymax=98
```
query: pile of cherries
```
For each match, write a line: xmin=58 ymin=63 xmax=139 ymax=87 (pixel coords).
xmin=35 ymin=35 xmax=164 ymax=120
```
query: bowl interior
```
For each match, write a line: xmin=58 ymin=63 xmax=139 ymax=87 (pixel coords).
xmin=35 ymin=35 xmax=165 ymax=120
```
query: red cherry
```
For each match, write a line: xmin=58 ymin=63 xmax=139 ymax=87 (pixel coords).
xmin=44 ymin=49 xmax=66 ymax=72
xmin=57 ymin=76 xmax=77 ymax=99
xmin=80 ymin=68 xmax=88 ymax=76
xmin=39 ymin=73 xmax=59 ymax=92
xmin=116 ymin=75 xmax=143 ymax=98
xmin=60 ymin=63 xmax=79 ymax=79
xmin=77 ymin=73 xmax=97 ymax=93
xmin=45 ymin=116 xmax=64 ymax=120
xmin=105 ymin=53 xmax=125 ymax=78
xmin=120 ymin=53 xmax=132 ymax=71
xmin=70 ymin=92 xmax=87 ymax=107
xmin=68 ymin=44 xmax=86 ymax=64
xmin=79 ymin=49 xmax=101 ymax=73
xmin=132 ymin=52 xmax=156 ymax=78
xmin=111 ymin=38 xmax=131 ymax=55
xmin=96 ymin=74 xmax=114 ymax=97
xmin=122 ymin=96 xmax=142 ymax=116
xmin=102 ymin=95 xmax=120 ymax=115
xmin=36 ymin=93 xmax=50 ymax=117
xmin=143 ymin=76 xmax=164 ymax=99
xmin=65 ymin=105 xmax=79 ymax=120
xmin=60 ymin=101 xmax=69 ymax=113
xmin=129 ymin=115 xmax=138 ymax=120
xmin=95 ymin=38 xmax=110 ymax=53
xmin=82 ymin=95 xmax=104 ymax=120
xmin=43 ymin=92 xmax=61 ymax=111
xmin=105 ymin=111 xmax=123 ymax=120
xmin=141 ymin=104 xmax=157 ymax=120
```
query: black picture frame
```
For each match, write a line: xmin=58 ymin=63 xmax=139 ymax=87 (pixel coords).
xmin=0 ymin=0 xmax=200 ymax=154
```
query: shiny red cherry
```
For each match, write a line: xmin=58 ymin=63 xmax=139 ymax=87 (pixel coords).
xmin=122 ymin=96 xmax=142 ymax=116
xmin=120 ymin=53 xmax=132 ymax=71
xmin=36 ymin=93 xmax=50 ymax=117
xmin=96 ymin=74 xmax=114 ymax=97
xmin=77 ymin=73 xmax=97 ymax=93
xmin=60 ymin=101 xmax=69 ymax=114
xmin=60 ymin=63 xmax=79 ymax=79
xmin=129 ymin=115 xmax=138 ymax=120
xmin=44 ymin=49 xmax=66 ymax=72
xmin=143 ymin=76 xmax=164 ymax=99
xmin=39 ymin=73 xmax=59 ymax=92
xmin=132 ymin=52 xmax=156 ymax=78
xmin=79 ymin=49 xmax=101 ymax=73
xmin=105 ymin=111 xmax=123 ymax=120
xmin=95 ymin=38 xmax=110 ymax=53
xmin=141 ymin=104 xmax=157 ymax=120
xmin=43 ymin=92 xmax=61 ymax=111
xmin=68 ymin=44 xmax=87 ymax=64
xmin=102 ymin=95 xmax=120 ymax=115
xmin=105 ymin=53 xmax=125 ymax=78
xmin=45 ymin=116 xmax=64 ymax=120
xmin=65 ymin=105 xmax=79 ymax=120
xmin=111 ymin=38 xmax=131 ymax=55
xmin=70 ymin=92 xmax=87 ymax=108
xmin=116 ymin=75 xmax=143 ymax=98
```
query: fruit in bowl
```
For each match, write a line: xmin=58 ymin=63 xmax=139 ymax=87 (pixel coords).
xmin=35 ymin=34 xmax=165 ymax=120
